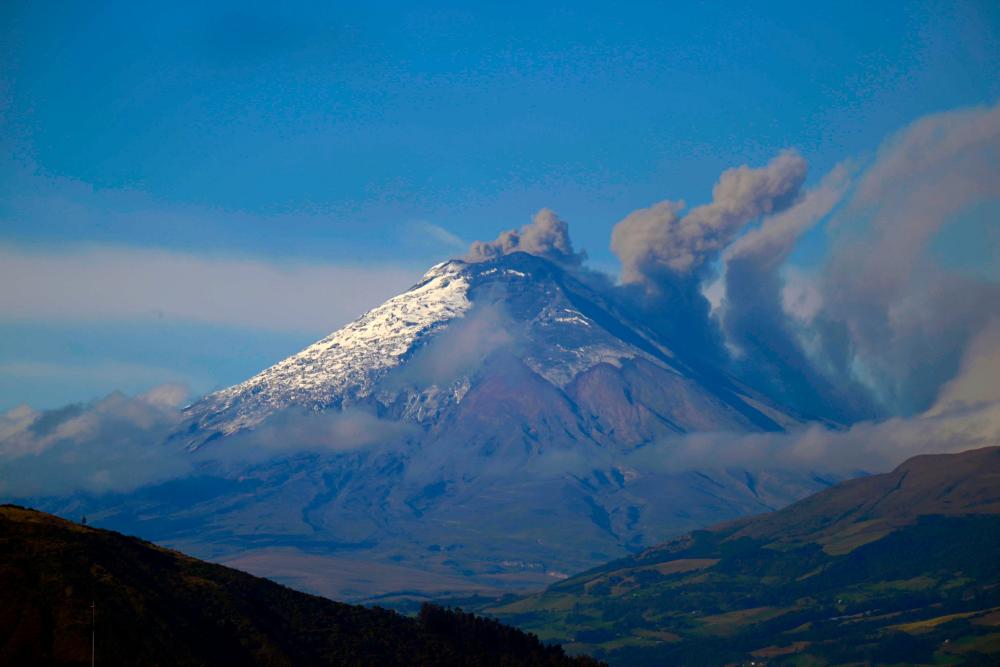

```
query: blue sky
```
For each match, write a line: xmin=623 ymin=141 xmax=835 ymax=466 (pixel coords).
xmin=1 ymin=1 xmax=998 ymax=410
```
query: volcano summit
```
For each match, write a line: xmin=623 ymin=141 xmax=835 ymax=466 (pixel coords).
xmin=185 ymin=251 xmax=798 ymax=449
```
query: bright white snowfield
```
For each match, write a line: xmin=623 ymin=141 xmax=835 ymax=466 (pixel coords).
xmin=193 ymin=261 xmax=472 ymax=436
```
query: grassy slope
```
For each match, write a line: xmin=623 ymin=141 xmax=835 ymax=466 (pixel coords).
xmin=0 ymin=504 xmax=603 ymax=666
xmin=483 ymin=446 xmax=1000 ymax=666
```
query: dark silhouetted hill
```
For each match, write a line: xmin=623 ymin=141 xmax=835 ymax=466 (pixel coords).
xmin=0 ymin=504 xmax=602 ymax=666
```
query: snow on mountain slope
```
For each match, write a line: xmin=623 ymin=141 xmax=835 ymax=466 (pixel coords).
xmin=190 ymin=260 xmax=472 ymax=437
xmin=184 ymin=251 xmax=796 ymax=449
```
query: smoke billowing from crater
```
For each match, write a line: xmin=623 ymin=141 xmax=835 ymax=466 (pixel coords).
xmin=611 ymin=149 xmax=808 ymax=287
xmin=467 ymin=208 xmax=585 ymax=267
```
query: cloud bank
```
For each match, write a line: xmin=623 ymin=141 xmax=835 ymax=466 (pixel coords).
xmin=0 ymin=387 xmax=193 ymax=496
xmin=0 ymin=385 xmax=417 ymax=497
xmin=0 ymin=244 xmax=421 ymax=333
xmin=629 ymin=400 xmax=1000 ymax=475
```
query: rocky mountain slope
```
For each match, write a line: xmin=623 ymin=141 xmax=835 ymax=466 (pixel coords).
xmin=0 ymin=504 xmax=602 ymax=666
xmin=483 ymin=446 xmax=1000 ymax=666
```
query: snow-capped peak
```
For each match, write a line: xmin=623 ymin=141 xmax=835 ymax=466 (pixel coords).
xmin=183 ymin=251 xmax=797 ymax=449
xmin=190 ymin=260 xmax=472 ymax=436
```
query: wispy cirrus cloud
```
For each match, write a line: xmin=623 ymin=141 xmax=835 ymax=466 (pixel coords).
xmin=402 ymin=221 xmax=468 ymax=251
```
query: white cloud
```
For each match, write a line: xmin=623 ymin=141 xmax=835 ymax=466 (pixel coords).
xmin=927 ymin=318 xmax=1000 ymax=415
xmin=0 ymin=389 xmax=193 ymax=495
xmin=625 ymin=400 xmax=1000 ymax=475
xmin=0 ymin=385 xmax=414 ymax=496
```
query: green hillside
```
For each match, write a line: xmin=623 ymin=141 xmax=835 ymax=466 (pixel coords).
xmin=0 ymin=504 xmax=602 ymax=666
xmin=483 ymin=446 xmax=1000 ymax=666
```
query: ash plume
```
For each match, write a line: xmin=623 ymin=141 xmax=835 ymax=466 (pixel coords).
xmin=812 ymin=103 xmax=1000 ymax=415
xmin=610 ymin=150 xmax=808 ymax=288
xmin=467 ymin=208 xmax=585 ymax=266
xmin=605 ymin=150 xmax=809 ymax=365
xmin=717 ymin=163 xmax=872 ymax=421
xmin=459 ymin=102 xmax=999 ymax=424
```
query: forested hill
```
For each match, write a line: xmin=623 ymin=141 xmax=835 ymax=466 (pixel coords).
xmin=0 ymin=504 xmax=602 ymax=666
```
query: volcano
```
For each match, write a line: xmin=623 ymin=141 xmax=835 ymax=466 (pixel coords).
xmin=59 ymin=252 xmax=841 ymax=601
xmin=185 ymin=252 xmax=798 ymax=449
